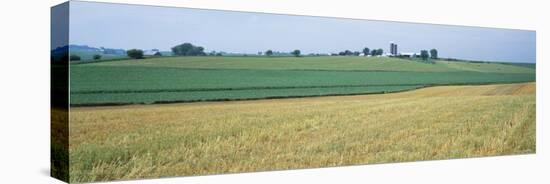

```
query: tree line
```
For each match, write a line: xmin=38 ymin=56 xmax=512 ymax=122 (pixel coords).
xmin=419 ymin=49 xmax=438 ymax=61
xmin=67 ymin=42 xmax=439 ymax=61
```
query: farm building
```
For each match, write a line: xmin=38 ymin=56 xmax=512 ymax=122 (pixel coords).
xmin=399 ymin=52 xmax=419 ymax=58
xmin=390 ymin=42 xmax=398 ymax=55
xmin=144 ymin=49 xmax=161 ymax=56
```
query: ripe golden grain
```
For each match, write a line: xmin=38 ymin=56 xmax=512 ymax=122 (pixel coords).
xmin=69 ymin=83 xmax=535 ymax=182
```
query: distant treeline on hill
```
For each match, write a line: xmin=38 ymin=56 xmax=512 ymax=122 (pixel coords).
xmin=62 ymin=43 xmax=533 ymax=67
xmin=439 ymin=58 xmax=478 ymax=62
xmin=68 ymin=45 xmax=126 ymax=55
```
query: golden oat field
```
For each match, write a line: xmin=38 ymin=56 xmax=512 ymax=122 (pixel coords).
xmin=68 ymin=83 xmax=535 ymax=183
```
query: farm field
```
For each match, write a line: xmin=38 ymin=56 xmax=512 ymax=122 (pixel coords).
xmin=68 ymin=82 xmax=536 ymax=183
xmin=69 ymin=56 xmax=535 ymax=105
xmin=53 ymin=2 xmax=538 ymax=183
xmin=70 ymin=51 xmax=128 ymax=61
xmin=86 ymin=56 xmax=536 ymax=73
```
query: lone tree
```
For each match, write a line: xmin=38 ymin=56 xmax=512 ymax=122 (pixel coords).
xmin=70 ymin=55 xmax=81 ymax=61
xmin=362 ymin=47 xmax=370 ymax=56
xmin=171 ymin=43 xmax=206 ymax=56
xmin=154 ymin=52 xmax=162 ymax=57
xmin=420 ymin=50 xmax=429 ymax=60
xmin=291 ymin=49 xmax=301 ymax=57
xmin=127 ymin=49 xmax=144 ymax=59
xmin=430 ymin=49 xmax=438 ymax=59
xmin=265 ymin=50 xmax=273 ymax=56
xmin=93 ymin=54 xmax=102 ymax=60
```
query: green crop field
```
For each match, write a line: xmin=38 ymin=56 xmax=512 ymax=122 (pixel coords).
xmin=69 ymin=56 xmax=535 ymax=105
xmin=67 ymin=56 xmax=536 ymax=182
xmin=87 ymin=56 xmax=535 ymax=73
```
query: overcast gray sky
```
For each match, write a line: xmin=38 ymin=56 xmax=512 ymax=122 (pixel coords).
xmin=63 ymin=1 xmax=536 ymax=63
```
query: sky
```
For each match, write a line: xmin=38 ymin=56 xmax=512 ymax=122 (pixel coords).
xmin=63 ymin=1 xmax=536 ymax=63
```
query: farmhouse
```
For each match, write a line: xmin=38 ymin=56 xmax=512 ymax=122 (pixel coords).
xmin=144 ymin=49 xmax=161 ymax=56
xmin=383 ymin=52 xmax=394 ymax=57
xmin=399 ymin=52 xmax=419 ymax=58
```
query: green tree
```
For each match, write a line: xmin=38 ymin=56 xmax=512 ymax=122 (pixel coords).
xmin=291 ymin=49 xmax=301 ymax=57
xmin=343 ymin=50 xmax=353 ymax=56
xmin=420 ymin=50 xmax=429 ymax=60
xmin=172 ymin=43 xmax=192 ymax=56
xmin=376 ymin=49 xmax=384 ymax=56
xmin=154 ymin=52 xmax=162 ymax=57
xmin=265 ymin=50 xmax=273 ymax=56
xmin=362 ymin=47 xmax=370 ymax=56
xmin=370 ymin=50 xmax=377 ymax=56
xmin=69 ymin=55 xmax=81 ymax=61
xmin=171 ymin=43 xmax=206 ymax=56
xmin=93 ymin=54 xmax=102 ymax=60
xmin=191 ymin=46 xmax=206 ymax=56
xmin=430 ymin=49 xmax=438 ymax=59
xmin=127 ymin=49 xmax=144 ymax=59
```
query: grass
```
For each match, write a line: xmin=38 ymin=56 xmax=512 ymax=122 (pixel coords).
xmin=68 ymin=82 xmax=536 ymax=183
xmin=69 ymin=66 xmax=534 ymax=93
xmin=84 ymin=56 xmax=536 ymax=73
xmin=69 ymin=56 xmax=535 ymax=105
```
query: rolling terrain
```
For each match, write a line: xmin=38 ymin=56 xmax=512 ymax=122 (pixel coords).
xmin=69 ymin=82 xmax=536 ymax=182
xmin=86 ymin=56 xmax=535 ymax=73
xmin=69 ymin=56 xmax=535 ymax=105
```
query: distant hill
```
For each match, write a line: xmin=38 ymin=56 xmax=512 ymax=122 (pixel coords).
xmin=89 ymin=56 xmax=535 ymax=74
xmin=67 ymin=45 xmax=127 ymax=61
xmin=69 ymin=45 xmax=102 ymax=52
xmin=69 ymin=45 xmax=126 ymax=55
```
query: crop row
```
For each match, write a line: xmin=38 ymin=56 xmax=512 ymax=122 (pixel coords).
xmin=70 ymin=85 xmax=422 ymax=106
xmin=70 ymin=66 xmax=535 ymax=93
